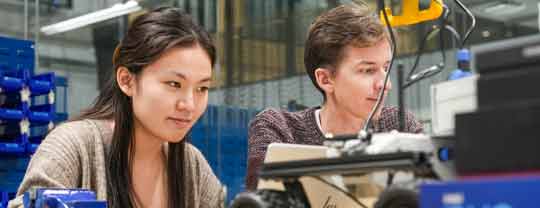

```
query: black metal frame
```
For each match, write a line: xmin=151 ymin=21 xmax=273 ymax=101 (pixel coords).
xmin=259 ymin=152 xmax=433 ymax=179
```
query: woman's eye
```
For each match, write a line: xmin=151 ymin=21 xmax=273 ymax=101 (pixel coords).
xmin=197 ymin=86 xmax=209 ymax=92
xmin=166 ymin=81 xmax=181 ymax=88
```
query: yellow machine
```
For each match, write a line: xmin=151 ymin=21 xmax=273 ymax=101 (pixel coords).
xmin=380 ymin=0 xmax=444 ymax=27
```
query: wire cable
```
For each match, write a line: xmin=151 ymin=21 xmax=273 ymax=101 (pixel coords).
xmin=406 ymin=5 xmax=453 ymax=81
xmin=362 ymin=0 xmax=397 ymax=132
xmin=454 ymin=0 xmax=476 ymax=48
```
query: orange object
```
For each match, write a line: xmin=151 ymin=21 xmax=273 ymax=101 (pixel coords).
xmin=380 ymin=0 xmax=444 ymax=27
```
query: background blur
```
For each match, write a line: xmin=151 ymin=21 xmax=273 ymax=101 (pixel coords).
xmin=0 ymin=0 xmax=538 ymax=205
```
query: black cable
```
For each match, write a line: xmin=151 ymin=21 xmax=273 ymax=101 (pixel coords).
xmin=386 ymin=171 xmax=395 ymax=186
xmin=402 ymin=66 xmax=443 ymax=88
xmin=444 ymin=25 xmax=461 ymax=43
xmin=438 ymin=6 xmax=448 ymax=70
xmin=406 ymin=26 xmax=441 ymax=81
xmin=362 ymin=0 xmax=397 ymax=132
xmin=454 ymin=0 xmax=476 ymax=48
xmin=307 ymin=176 xmax=369 ymax=208
xmin=397 ymin=1 xmax=450 ymax=130
xmin=403 ymin=5 xmax=467 ymax=89
xmin=406 ymin=5 xmax=452 ymax=81
xmin=406 ymin=24 xmax=461 ymax=80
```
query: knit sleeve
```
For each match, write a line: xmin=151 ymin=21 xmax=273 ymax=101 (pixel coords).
xmin=375 ymin=106 xmax=424 ymax=133
xmin=405 ymin=110 xmax=424 ymax=133
xmin=8 ymin=121 xmax=86 ymax=208
xmin=187 ymin=144 xmax=225 ymax=208
xmin=245 ymin=109 xmax=287 ymax=191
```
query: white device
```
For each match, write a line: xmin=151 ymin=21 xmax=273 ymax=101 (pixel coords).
xmin=430 ymin=75 xmax=477 ymax=136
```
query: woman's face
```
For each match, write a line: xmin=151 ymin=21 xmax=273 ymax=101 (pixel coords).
xmin=122 ymin=44 xmax=212 ymax=143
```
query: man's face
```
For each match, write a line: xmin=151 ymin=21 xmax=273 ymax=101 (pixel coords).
xmin=329 ymin=40 xmax=392 ymax=120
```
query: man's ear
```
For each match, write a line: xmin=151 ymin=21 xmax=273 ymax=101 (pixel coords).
xmin=116 ymin=66 xmax=135 ymax=97
xmin=314 ymin=67 xmax=334 ymax=94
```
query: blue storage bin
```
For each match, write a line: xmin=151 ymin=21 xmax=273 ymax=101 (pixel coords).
xmin=0 ymin=126 xmax=27 ymax=155
xmin=0 ymin=37 xmax=34 ymax=74
xmin=28 ymin=73 xmax=55 ymax=95
xmin=0 ymin=76 xmax=24 ymax=92
xmin=0 ymin=109 xmax=25 ymax=121
xmin=25 ymin=188 xmax=106 ymax=208
xmin=0 ymin=192 xmax=17 ymax=208
xmin=27 ymin=105 xmax=55 ymax=124
xmin=1 ymin=191 xmax=7 ymax=208
xmin=0 ymin=92 xmax=27 ymax=122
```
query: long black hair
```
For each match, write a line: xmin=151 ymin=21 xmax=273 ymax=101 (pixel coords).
xmin=74 ymin=7 xmax=215 ymax=208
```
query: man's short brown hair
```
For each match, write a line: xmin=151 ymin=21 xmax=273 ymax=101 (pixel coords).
xmin=304 ymin=2 xmax=388 ymax=98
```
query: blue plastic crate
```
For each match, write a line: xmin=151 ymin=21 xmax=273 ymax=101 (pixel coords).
xmin=0 ymin=36 xmax=35 ymax=74
xmin=0 ymin=75 xmax=24 ymax=92
xmin=0 ymin=108 xmax=25 ymax=121
xmin=1 ymin=191 xmax=7 ymax=208
xmin=0 ymin=136 xmax=27 ymax=156
xmin=420 ymin=176 xmax=540 ymax=208
xmin=0 ymin=191 xmax=17 ymax=208
xmin=28 ymin=73 xmax=55 ymax=96
xmin=24 ymin=188 xmax=106 ymax=208
xmin=0 ymin=94 xmax=27 ymax=121
xmin=28 ymin=104 xmax=55 ymax=124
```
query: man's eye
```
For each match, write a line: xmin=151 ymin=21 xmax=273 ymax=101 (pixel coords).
xmin=365 ymin=68 xmax=376 ymax=74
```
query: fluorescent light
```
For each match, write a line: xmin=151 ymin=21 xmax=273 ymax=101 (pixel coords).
xmin=41 ymin=0 xmax=141 ymax=35
xmin=482 ymin=1 xmax=525 ymax=15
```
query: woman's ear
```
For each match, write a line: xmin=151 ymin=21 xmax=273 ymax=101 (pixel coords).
xmin=315 ymin=68 xmax=334 ymax=94
xmin=116 ymin=66 xmax=135 ymax=97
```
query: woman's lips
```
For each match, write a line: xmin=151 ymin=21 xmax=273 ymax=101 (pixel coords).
xmin=168 ymin=117 xmax=191 ymax=128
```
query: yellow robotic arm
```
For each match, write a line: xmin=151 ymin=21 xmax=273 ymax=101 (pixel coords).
xmin=380 ymin=0 xmax=444 ymax=27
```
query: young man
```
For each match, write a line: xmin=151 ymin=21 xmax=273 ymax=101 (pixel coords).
xmin=245 ymin=3 xmax=423 ymax=190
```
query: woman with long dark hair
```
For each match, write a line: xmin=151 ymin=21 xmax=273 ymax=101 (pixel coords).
xmin=9 ymin=7 xmax=224 ymax=208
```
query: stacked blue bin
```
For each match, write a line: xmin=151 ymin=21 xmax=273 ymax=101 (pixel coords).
xmin=0 ymin=36 xmax=58 ymax=155
xmin=0 ymin=36 xmax=68 ymax=206
xmin=1 ymin=191 xmax=6 ymax=208
xmin=26 ymin=72 xmax=57 ymax=154
xmin=190 ymin=105 xmax=259 ymax=205
xmin=23 ymin=188 xmax=107 ymax=208
xmin=0 ymin=35 xmax=32 ymax=155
